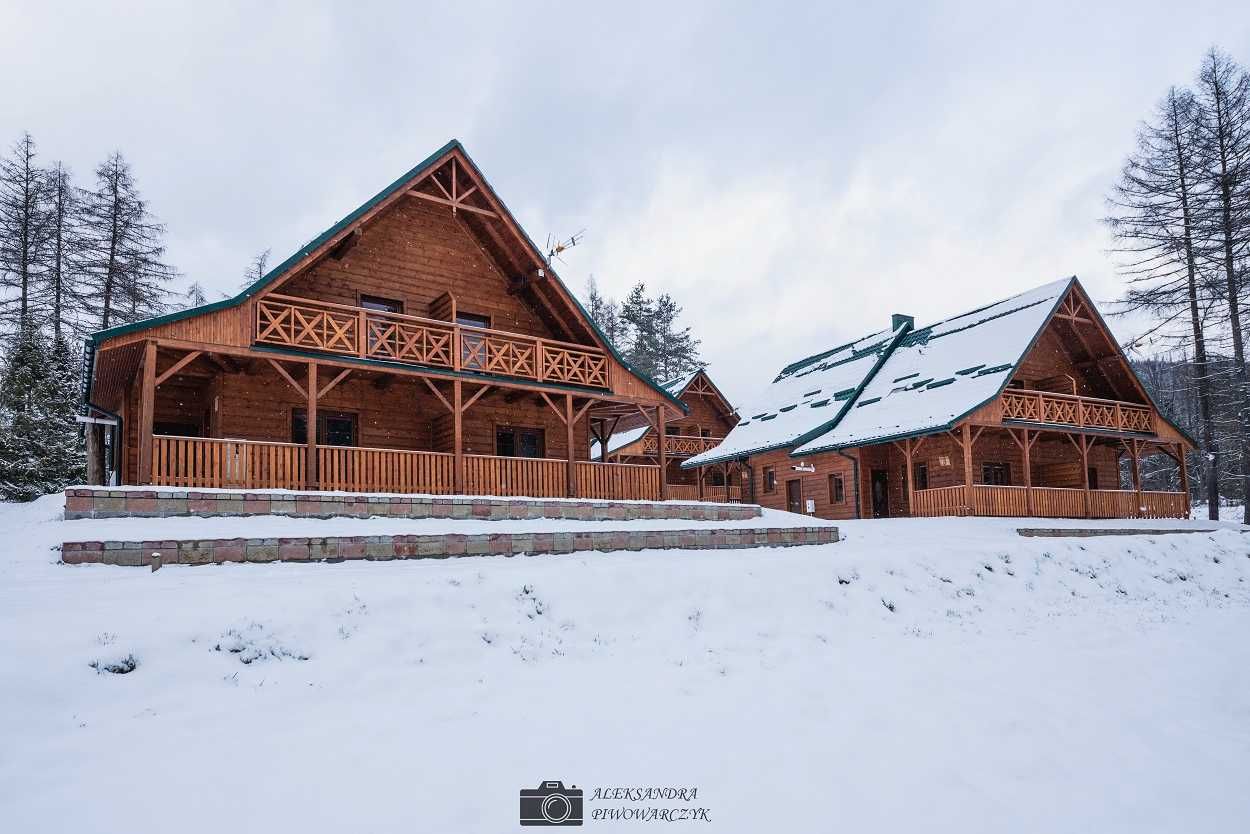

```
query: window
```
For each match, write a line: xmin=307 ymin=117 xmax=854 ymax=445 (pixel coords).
xmin=710 ymin=470 xmax=726 ymax=487
xmin=914 ymin=462 xmax=929 ymax=491
xmin=1087 ymin=467 xmax=1099 ymax=490
xmin=359 ymin=294 xmax=403 ymax=314
xmin=829 ymin=473 xmax=845 ymax=504
xmin=153 ymin=421 xmax=201 ymax=438
xmin=665 ymin=425 xmax=681 ymax=436
xmin=496 ymin=426 xmax=544 ymax=458
xmin=291 ymin=409 xmax=358 ymax=447
xmin=982 ymin=462 xmax=1010 ymax=486
xmin=456 ymin=312 xmax=491 ymax=329
xmin=763 ymin=465 xmax=777 ymax=494
xmin=700 ymin=428 xmax=711 ymax=437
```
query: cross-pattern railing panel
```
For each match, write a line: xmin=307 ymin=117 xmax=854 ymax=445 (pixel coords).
xmin=1000 ymin=390 xmax=1154 ymax=434
xmin=255 ymin=295 xmax=610 ymax=390
xmin=641 ymin=434 xmax=724 ymax=456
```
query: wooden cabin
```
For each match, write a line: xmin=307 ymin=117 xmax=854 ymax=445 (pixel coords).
xmin=81 ymin=141 xmax=690 ymax=501
xmin=590 ymin=368 xmax=741 ymax=501
xmin=684 ymin=277 xmax=1194 ymax=520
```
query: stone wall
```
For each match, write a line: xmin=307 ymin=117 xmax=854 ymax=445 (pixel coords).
xmin=61 ymin=526 xmax=839 ymax=566
xmin=64 ymin=488 xmax=761 ymax=523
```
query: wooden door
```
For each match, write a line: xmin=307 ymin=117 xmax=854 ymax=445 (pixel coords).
xmin=871 ymin=469 xmax=890 ymax=518
xmin=786 ymin=479 xmax=803 ymax=514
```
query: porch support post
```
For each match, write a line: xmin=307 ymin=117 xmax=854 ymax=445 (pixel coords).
xmin=565 ymin=393 xmax=576 ymax=498
xmin=1177 ymin=442 xmax=1190 ymax=517
xmin=902 ymin=438 xmax=916 ymax=517
xmin=138 ymin=340 xmax=156 ymax=485
xmin=1022 ymin=428 xmax=1033 ymax=517
xmin=657 ymin=405 xmax=669 ymax=500
xmin=1130 ymin=438 xmax=1142 ymax=517
xmin=86 ymin=424 xmax=103 ymax=485
xmin=306 ymin=361 xmax=318 ymax=489
xmin=1079 ymin=434 xmax=1091 ymax=519
xmin=453 ymin=380 xmax=464 ymax=494
xmin=698 ymin=466 xmax=705 ymax=501
xmin=962 ymin=422 xmax=973 ymax=515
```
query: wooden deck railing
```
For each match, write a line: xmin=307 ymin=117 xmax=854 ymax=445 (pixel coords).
xmin=640 ymin=434 xmax=724 ymax=457
xmin=255 ymin=294 xmax=609 ymax=388
xmin=910 ymin=484 xmax=1188 ymax=519
xmin=465 ymin=454 xmax=567 ymax=497
xmin=665 ymin=483 xmax=744 ymax=503
xmin=319 ymin=446 xmax=454 ymax=494
xmin=153 ymin=436 xmax=307 ymax=489
xmin=1001 ymin=390 xmax=1154 ymax=433
xmin=575 ymin=461 xmax=661 ymax=501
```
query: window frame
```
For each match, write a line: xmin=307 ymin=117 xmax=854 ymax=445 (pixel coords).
xmin=763 ymin=465 xmax=777 ymax=494
xmin=291 ymin=408 xmax=359 ymax=447
xmin=829 ymin=473 xmax=844 ymax=504
xmin=495 ymin=425 xmax=546 ymax=459
xmin=914 ymin=462 xmax=929 ymax=491
xmin=358 ymin=293 xmax=404 ymax=314
xmin=981 ymin=462 xmax=1010 ymax=486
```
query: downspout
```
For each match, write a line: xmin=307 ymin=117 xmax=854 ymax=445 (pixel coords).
xmin=831 ymin=448 xmax=861 ymax=519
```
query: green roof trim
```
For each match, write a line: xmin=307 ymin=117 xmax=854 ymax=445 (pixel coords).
xmin=86 ymin=139 xmax=686 ymax=415
xmin=956 ymin=364 xmax=985 ymax=375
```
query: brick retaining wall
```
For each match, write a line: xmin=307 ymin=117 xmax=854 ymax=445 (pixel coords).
xmin=64 ymin=488 xmax=761 ymax=523
xmin=61 ymin=526 xmax=839 ymax=566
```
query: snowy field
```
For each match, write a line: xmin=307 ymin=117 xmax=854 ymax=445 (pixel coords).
xmin=2 ymin=495 xmax=1249 ymax=833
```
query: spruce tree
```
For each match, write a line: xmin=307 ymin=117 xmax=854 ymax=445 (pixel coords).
xmin=0 ymin=132 xmax=50 ymax=334
xmin=76 ymin=152 xmax=175 ymax=329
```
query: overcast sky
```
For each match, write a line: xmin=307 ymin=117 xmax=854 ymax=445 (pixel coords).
xmin=2 ymin=2 xmax=1247 ymax=403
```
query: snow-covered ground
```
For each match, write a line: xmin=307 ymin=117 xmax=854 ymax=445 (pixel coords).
xmin=2 ymin=494 xmax=1249 ymax=833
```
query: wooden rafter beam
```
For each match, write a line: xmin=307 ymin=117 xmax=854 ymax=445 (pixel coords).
xmin=267 ymin=358 xmax=307 ymax=396
xmin=407 ymin=189 xmax=498 ymax=218
xmin=154 ymin=350 xmax=202 ymax=387
xmin=460 ymin=383 xmax=492 ymax=413
xmin=318 ymin=368 xmax=353 ymax=399
xmin=421 ymin=377 xmax=454 ymax=413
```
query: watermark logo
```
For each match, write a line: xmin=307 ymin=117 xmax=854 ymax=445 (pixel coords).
xmin=519 ymin=781 xmax=583 ymax=826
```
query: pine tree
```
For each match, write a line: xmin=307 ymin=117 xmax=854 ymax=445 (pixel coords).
xmin=76 ymin=152 xmax=175 ymax=330
xmin=619 ymin=282 xmax=658 ymax=375
xmin=0 ymin=132 xmax=50 ymax=334
xmin=1193 ymin=48 xmax=1250 ymax=523
xmin=651 ymin=292 xmax=702 ymax=381
xmin=241 ymin=248 xmax=270 ymax=289
xmin=1107 ymin=87 xmax=1223 ymax=518
xmin=183 ymin=281 xmax=208 ymax=308
xmin=584 ymin=276 xmax=625 ymax=349
xmin=43 ymin=162 xmax=79 ymax=341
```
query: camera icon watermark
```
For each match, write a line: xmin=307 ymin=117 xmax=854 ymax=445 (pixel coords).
xmin=519 ymin=781 xmax=583 ymax=826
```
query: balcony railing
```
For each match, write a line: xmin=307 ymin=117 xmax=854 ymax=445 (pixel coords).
xmin=640 ymin=434 xmax=724 ymax=457
xmin=255 ymin=294 xmax=610 ymax=388
xmin=1000 ymin=390 xmax=1154 ymax=433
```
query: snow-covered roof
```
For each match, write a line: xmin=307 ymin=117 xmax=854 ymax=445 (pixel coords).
xmin=683 ymin=327 xmax=904 ymax=466
xmin=685 ymin=277 xmax=1075 ymax=466
xmin=590 ymin=424 xmax=650 ymax=458
xmin=659 ymin=370 xmax=701 ymax=396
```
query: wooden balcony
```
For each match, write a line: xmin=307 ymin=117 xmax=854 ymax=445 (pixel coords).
xmin=640 ymin=434 xmax=724 ymax=457
xmin=254 ymin=294 xmax=610 ymax=389
xmin=1000 ymin=390 xmax=1154 ymax=433
xmin=911 ymin=484 xmax=1188 ymax=519
xmin=151 ymin=435 xmax=663 ymax=501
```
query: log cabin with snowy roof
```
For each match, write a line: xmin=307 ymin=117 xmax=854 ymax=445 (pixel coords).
xmin=683 ymin=277 xmax=1194 ymax=520
xmin=80 ymin=141 xmax=691 ymax=502
xmin=590 ymin=368 xmax=741 ymax=501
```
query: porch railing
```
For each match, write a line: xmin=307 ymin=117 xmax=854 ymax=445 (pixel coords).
xmin=575 ymin=461 xmax=661 ymax=501
xmin=465 ymin=454 xmax=567 ymax=498
xmin=667 ymin=483 xmax=743 ymax=503
xmin=152 ymin=436 xmax=307 ymax=489
xmin=1001 ymin=390 xmax=1154 ymax=433
xmin=255 ymin=294 xmax=609 ymax=388
xmin=640 ymin=434 xmax=724 ymax=457
xmin=910 ymin=484 xmax=1188 ymax=519
xmin=319 ymin=446 xmax=454 ymax=494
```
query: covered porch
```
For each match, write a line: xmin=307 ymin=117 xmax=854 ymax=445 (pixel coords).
xmin=92 ymin=339 xmax=688 ymax=502
xmin=867 ymin=423 xmax=1190 ymax=520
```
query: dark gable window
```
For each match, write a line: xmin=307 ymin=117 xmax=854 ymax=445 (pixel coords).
xmin=915 ymin=462 xmax=929 ymax=491
xmin=496 ymin=426 xmax=544 ymax=459
xmin=359 ymin=294 xmax=403 ymax=314
xmin=456 ymin=312 xmax=491 ymax=329
xmin=763 ymin=466 xmax=777 ymax=494
xmin=982 ymin=462 xmax=1010 ymax=486
xmin=829 ymin=473 xmax=844 ymax=504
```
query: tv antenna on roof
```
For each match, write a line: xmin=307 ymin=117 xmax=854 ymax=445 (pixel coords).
xmin=545 ymin=229 xmax=585 ymax=264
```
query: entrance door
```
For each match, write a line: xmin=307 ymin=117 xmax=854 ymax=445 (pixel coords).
xmin=786 ymin=479 xmax=803 ymax=514
xmin=871 ymin=469 xmax=890 ymax=518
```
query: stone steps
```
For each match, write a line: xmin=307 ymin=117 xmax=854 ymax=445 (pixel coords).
xmin=61 ymin=525 xmax=839 ymax=567
xmin=64 ymin=487 xmax=759 ymax=523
